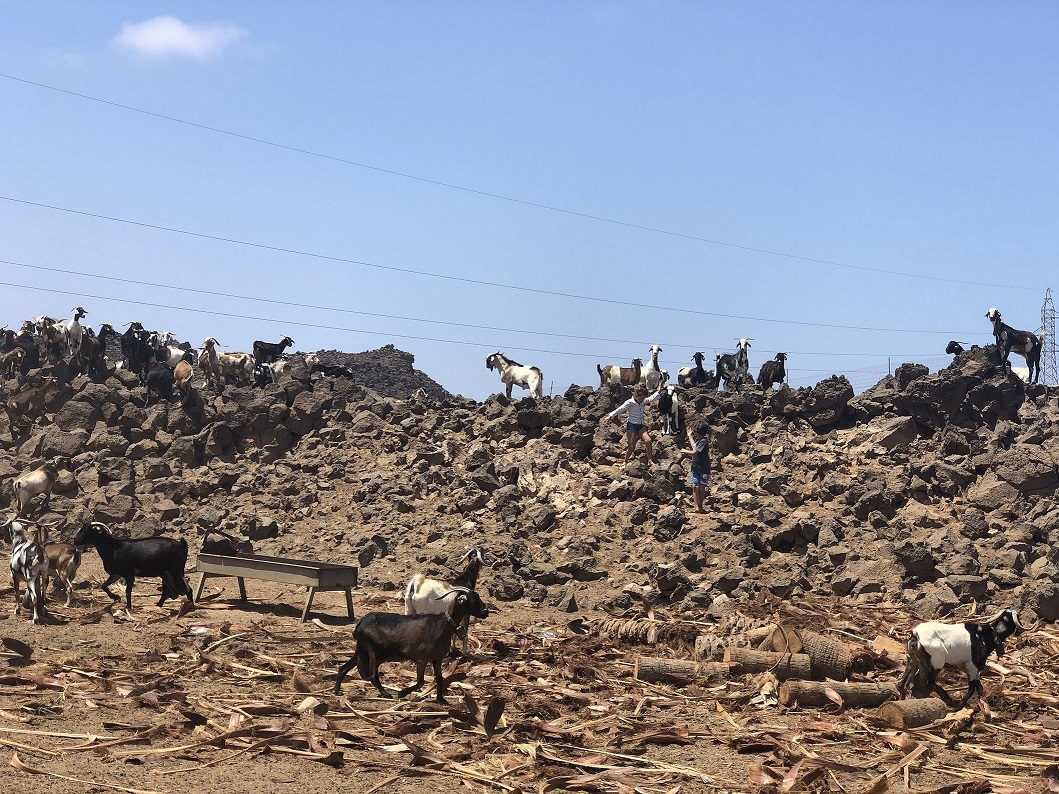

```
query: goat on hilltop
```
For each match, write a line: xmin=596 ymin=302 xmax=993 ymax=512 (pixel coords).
xmin=486 ymin=352 xmax=543 ymax=399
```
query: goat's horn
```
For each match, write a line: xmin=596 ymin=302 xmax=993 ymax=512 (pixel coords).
xmin=431 ymin=587 xmax=470 ymax=601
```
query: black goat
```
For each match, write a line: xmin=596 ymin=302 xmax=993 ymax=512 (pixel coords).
xmin=145 ymin=363 xmax=175 ymax=404
xmin=986 ymin=308 xmax=1042 ymax=384
xmin=334 ymin=588 xmax=489 ymax=702
xmin=945 ymin=340 xmax=965 ymax=355
xmin=72 ymin=521 xmax=193 ymax=610
xmin=758 ymin=352 xmax=787 ymax=390
xmin=252 ymin=336 xmax=295 ymax=365
xmin=120 ymin=322 xmax=156 ymax=384
xmin=898 ymin=608 xmax=1028 ymax=706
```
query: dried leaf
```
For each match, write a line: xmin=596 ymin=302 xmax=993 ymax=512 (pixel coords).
xmin=749 ymin=765 xmax=785 ymax=785
xmin=823 ymin=687 xmax=844 ymax=709
xmin=781 ymin=759 xmax=805 ymax=793
xmin=1043 ymin=765 xmax=1059 ymax=794
xmin=483 ymin=696 xmax=505 ymax=737
xmin=1 ymin=638 xmax=32 ymax=659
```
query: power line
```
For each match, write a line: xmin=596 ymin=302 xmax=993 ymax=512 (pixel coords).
xmin=0 ymin=277 xmax=949 ymax=369
xmin=0 ymin=256 xmax=990 ymax=351
xmin=0 ymin=196 xmax=995 ymax=336
xmin=0 ymin=72 xmax=1044 ymax=294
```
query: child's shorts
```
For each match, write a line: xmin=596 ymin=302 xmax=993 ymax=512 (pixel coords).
xmin=690 ymin=471 xmax=709 ymax=486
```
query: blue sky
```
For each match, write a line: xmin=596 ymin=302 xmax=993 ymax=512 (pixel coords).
xmin=1 ymin=2 xmax=1056 ymax=399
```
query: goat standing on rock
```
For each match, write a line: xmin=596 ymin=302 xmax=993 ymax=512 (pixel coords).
xmin=758 ymin=352 xmax=787 ymax=391
xmin=486 ymin=352 xmax=543 ymax=399
xmin=985 ymin=308 xmax=1042 ymax=384
xmin=718 ymin=339 xmax=753 ymax=389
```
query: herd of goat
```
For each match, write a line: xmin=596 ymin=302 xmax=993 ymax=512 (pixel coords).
xmin=0 ymin=304 xmax=1044 ymax=705
xmin=4 ymin=489 xmax=1030 ymax=707
xmin=488 ymin=304 xmax=1047 ymax=403
xmin=0 ymin=308 xmax=367 ymax=432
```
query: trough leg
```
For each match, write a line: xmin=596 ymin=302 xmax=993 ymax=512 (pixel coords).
xmin=237 ymin=577 xmax=247 ymax=601
xmin=193 ymin=572 xmax=208 ymax=601
xmin=301 ymin=587 xmax=316 ymax=622
xmin=345 ymin=588 xmax=355 ymax=619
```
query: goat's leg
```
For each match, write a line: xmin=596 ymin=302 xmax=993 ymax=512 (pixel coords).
xmin=398 ymin=661 xmax=428 ymax=698
xmin=124 ymin=576 xmax=136 ymax=610
xmin=100 ymin=574 xmax=122 ymax=602
xmin=12 ymin=575 xmax=23 ymax=615
xmin=927 ymin=670 xmax=956 ymax=705
xmin=333 ymin=655 xmax=357 ymax=694
xmin=433 ymin=660 xmax=447 ymax=703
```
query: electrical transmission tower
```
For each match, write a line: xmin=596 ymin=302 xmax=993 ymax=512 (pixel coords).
xmin=1042 ymin=288 xmax=1057 ymax=386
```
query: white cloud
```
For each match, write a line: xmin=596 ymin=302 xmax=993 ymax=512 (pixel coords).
xmin=112 ymin=16 xmax=248 ymax=60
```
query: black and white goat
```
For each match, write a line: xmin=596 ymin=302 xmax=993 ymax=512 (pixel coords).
xmin=985 ymin=308 xmax=1042 ymax=384
xmin=657 ymin=384 xmax=679 ymax=435
xmin=405 ymin=548 xmax=484 ymax=651
xmin=897 ymin=608 xmax=1028 ymax=706
xmin=678 ymin=352 xmax=708 ymax=387
xmin=758 ymin=352 xmax=787 ymax=391
xmin=487 ymin=352 xmax=543 ymax=399
xmin=718 ymin=339 xmax=753 ymax=389
xmin=72 ymin=521 xmax=193 ymax=610
xmin=334 ymin=588 xmax=490 ymax=702
xmin=6 ymin=518 xmax=49 ymax=624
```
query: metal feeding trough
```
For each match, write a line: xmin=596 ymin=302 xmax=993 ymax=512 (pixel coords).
xmin=194 ymin=531 xmax=358 ymax=622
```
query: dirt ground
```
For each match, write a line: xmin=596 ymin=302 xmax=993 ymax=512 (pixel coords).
xmin=1 ymin=553 xmax=1056 ymax=794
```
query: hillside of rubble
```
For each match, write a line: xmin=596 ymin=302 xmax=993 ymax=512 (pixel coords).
xmin=3 ymin=341 xmax=1057 ymax=626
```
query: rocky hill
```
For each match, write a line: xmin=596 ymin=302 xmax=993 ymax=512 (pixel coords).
xmin=3 ymin=342 xmax=1057 ymax=625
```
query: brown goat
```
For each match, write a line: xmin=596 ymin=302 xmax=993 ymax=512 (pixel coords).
xmin=597 ymin=358 xmax=642 ymax=389
xmin=45 ymin=542 xmax=81 ymax=607
xmin=0 ymin=347 xmax=25 ymax=379
xmin=174 ymin=359 xmax=194 ymax=397
xmin=5 ymin=377 xmax=59 ymax=437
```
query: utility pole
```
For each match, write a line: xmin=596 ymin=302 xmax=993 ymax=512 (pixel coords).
xmin=1042 ymin=288 xmax=1057 ymax=386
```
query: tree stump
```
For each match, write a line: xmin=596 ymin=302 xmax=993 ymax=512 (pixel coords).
xmin=634 ymin=656 xmax=729 ymax=684
xmin=779 ymin=680 xmax=899 ymax=708
xmin=876 ymin=697 xmax=949 ymax=728
xmin=723 ymin=647 xmax=812 ymax=680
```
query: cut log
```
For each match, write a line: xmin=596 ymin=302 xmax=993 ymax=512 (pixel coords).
xmin=876 ymin=698 xmax=949 ymax=729
xmin=799 ymin=631 xmax=852 ymax=681
xmin=765 ymin=626 xmax=851 ymax=681
xmin=634 ymin=656 xmax=729 ymax=684
xmin=779 ymin=680 xmax=899 ymax=708
xmin=723 ymin=647 xmax=812 ymax=680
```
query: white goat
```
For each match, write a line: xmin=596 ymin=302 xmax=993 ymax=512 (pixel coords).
xmin=13 ymin=462 xmax=59 ymax=517
xmin=486 ymin=352 xmax=543 ymax=399
xmin=642 ymin=344 xmax=663 ymax=390
xmin=65 ymin=307 xmax=87 ymax=358
xmin=404 ymin=549 xmax=484 ymax=651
